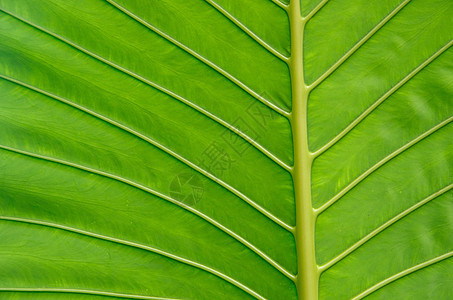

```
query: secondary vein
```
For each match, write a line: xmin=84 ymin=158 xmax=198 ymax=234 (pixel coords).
xmin=315 ymin=116 xmax=453 ymax=215
xmin=0 ymin=9 xmax=292 ymax=172
xmin=270 ymin=0 xmax=289 ymax=11
xmin=0 ymin=141 xmax=294 ymax=280
xmin=312 ymin=40 xmax=453 ymax=158
xmin=319 ymin=184 xmax=453 ymax=273
xmin=0 ymin=288 xmax=179 ymax=300
xmin=302 ymin=0 xmax=329 ymax=22
xmin=0 ymin=74 xmax=293 ymax=234
xmin=0 ymin=216 xmax=265 ymax=300
xmin=351 ymin=251 xmax=453 ymax=299
xmin=203 ymin=0 xmax=289 ymax=62
xmin=307 ymin=0 xmax=411 ymax=90
xmin=104 ymin=0 xmax=290 ymax=116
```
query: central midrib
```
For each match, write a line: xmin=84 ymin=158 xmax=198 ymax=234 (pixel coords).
xmin=288 ymin=1 xmax=318 ymax=300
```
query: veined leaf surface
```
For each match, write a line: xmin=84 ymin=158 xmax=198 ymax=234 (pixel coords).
xmin=0 ymin=0 xmax=452 ymax=299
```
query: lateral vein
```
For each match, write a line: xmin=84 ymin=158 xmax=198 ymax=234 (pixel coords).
xmin=104 ymin=0 xmax=290 ymax=116
xmin=312 ymin=40 xmax=453 ymax=158
xmin=0 ymin=74 xmax=293 ymax=233
xmin=319 ymin=184 xmax=453 ymax=273
xmin=302 ymin=0 xmax=329 ymax=23
xmin=315 ymin=116 xmax=453 ymax=214
xmin=204 ymin=0 xmax=289 ymax=62
xmin=270 ymin=0 xmax=289 ymax=11
xmin=351 ymin=251 xmax=453 ymax=299
xmin=307 ymin=0 xmax=411 ymax=90
xmin=288 ymin=1 xmax=319 ymax=299
xmin=0 ymin=9 xmax=292 ymax=172
xmin=0 ymin=217 xmax=265 ymax=300
xmin=0 ymin=141 xmax=294 ymax=279
xmin=0 ymin=288 xmax=179 ymax=300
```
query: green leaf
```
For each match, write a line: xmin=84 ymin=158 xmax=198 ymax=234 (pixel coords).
xmin=0 ymin=0 xmax=451 ymax=299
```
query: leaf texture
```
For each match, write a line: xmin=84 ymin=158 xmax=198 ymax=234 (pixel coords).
xmin=0 ymin=0 xmax=452 ymax=299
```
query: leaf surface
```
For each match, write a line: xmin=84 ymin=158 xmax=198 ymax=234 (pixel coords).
xmin=0 ymin=0 xmax=452 ymax=299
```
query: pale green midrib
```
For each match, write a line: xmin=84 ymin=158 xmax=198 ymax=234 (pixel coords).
xmin=0 ymin=8 xmax=292 ymax=173
xmin=351 ymin=251 xmax=453 ymax=299
xmin=0 ymin=141 xmax=294 ymax=282
xmin=307 ymin=0 xmax=411 ymax=90
xmin=0 ymin=216 xmax=264 ymax=300
xmin=315 ymin=116 xmax=453 ymax=215
xmin=104 ymin=0 xmax=290 ymax=116
xmin=288 ymin=1 xmax=335 ymax=300
xmin=288 ymin=1 xmax=318 ymax=300
xmin=0 ymin=288 xmax=179 ymax=300
xmin=312 ymin=40 xmax=453 ymax=157
xmin=319 ymin=184 xmax=453 ymax=272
